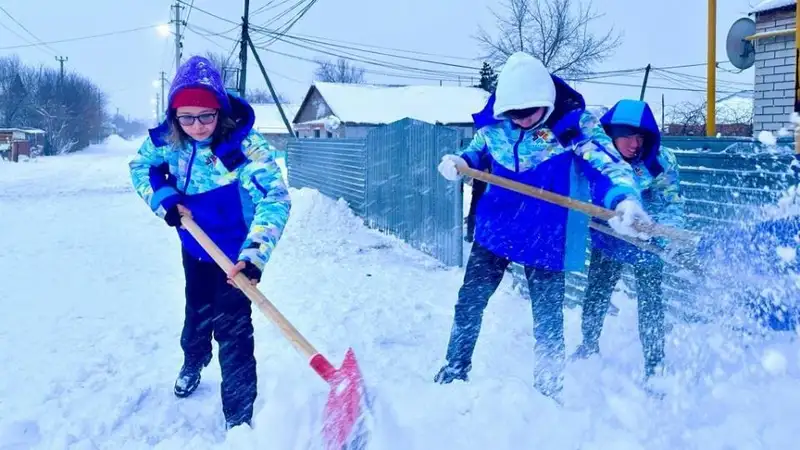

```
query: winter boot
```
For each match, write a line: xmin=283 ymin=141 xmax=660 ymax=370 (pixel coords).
xmin=226 ymin=418 xmax=253 ymax=431
xmin=534 ymin=376 xmax=564 ymax=405
xmin=174 ymin=353 xmax=212 ymax=398
xmin=434 ymin=362 xmax=471 ymax=384
xmin=570 ymin=342 xmax=600 ymax=361
xmin=642 ymin=361 xmax=667 ymax=399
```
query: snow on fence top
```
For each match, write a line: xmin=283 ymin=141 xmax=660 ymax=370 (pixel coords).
xmin=752 ymin=0 xmax=796 ymax=13
xmin=251 ymin=103 xmax=300 ymax=134
xmin=309 ymin=81 xmax=492 ymax=126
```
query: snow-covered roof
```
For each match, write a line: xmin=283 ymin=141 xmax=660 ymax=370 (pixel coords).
xmin=300 ymin=82 xmax=491 ymax=125
xmin=251 ymin=103 xmax=299 ymax=134
xmin=717 ymin=93 xmax=754 ymax=124
xmin=752 ymin=0 xmax=796 ymax=14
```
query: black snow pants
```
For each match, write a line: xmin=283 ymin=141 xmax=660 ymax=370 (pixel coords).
xmin=582 ymin=247 xmax=665 ymax=377
xmin=180 ymin=248 xmax=257 ymax=426
xmin=444 ymin=242 xmax=566 ymax=395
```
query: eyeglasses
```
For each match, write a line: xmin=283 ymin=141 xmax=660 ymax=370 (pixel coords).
xmin=176 ymin=112 xmax=218 ymax=126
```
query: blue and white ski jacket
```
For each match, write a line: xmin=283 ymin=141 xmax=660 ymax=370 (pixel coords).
xmin=129 ymin=56 xmax=291 ymax=270
xmin=591 ymin=99 xmax=685 ymax=264
xmin=461 ymin=57 xmax=640 ymax=271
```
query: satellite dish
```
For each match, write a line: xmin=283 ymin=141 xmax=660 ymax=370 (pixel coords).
xmin=726 ymin=17 xmax=756 ymax=70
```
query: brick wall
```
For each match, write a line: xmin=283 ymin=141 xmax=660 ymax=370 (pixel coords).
xmin=754 ymin=8 xmax=796 ymax=133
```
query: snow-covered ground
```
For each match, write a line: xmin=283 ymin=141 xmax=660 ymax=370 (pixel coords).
xmin=2 ymin=136 xmax=800 ymax=449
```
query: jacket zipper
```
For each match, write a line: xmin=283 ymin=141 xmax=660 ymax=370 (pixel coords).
xmin=513 ymin=129 xmax=525 ymax=172
xmin=182 ymin=141 xmax=198 ymax=193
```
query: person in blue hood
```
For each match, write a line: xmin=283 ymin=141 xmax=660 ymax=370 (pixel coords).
xmin=433 ymin=52 xmax=651 ymax=399
xmin=128 ymin=56 xmax=291 ymax=429
xmin=573 ymin=99 xmax=685 ymax=381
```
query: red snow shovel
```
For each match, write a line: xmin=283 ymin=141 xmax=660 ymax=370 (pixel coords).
xmin=180 ymin=216 xmax=371 ymax=450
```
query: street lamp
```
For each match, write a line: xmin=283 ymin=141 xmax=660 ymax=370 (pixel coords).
xmin=157 ymin=24 xmax=171 ymax=38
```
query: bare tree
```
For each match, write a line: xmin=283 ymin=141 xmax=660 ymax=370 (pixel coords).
xmin=665 ymin=100 xmax=706 ymax=136
xmin=0 ymin=54 xmax=109 ymax=154
xmin=665 ymin=99 xmax=754 ymax=136
xmin=475 ymin=0 xmax=622 ymax=77
xmin=246 ymin=88 xmax=287 ymax=104
xmin=718 ymin=101 xmax=754 ymax=126
xmin=204 ymin=51 xmax=237 ymax=73
xmin=314 ymin=58 xmax=365 ymax=84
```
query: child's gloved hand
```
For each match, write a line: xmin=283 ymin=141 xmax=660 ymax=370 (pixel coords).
xmin=227 ymin=260 xmax=262 ymax=288
xmin=438 ymin=154 xmax=467 ymax=181
xmin=608 ymin=198 xmax=652 ymax=240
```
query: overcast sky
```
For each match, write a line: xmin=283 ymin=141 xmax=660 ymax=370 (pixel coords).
xmin=1 ymin=0 xmax=766 ymax=122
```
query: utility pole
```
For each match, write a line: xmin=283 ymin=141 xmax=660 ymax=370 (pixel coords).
xmin=639 ymin=64 xmax=651 ymax=101
xmin=160 ymin=71 xmax=168 ymax=118
xmin=239 ymin=0 xmax=250 ymax=98
xmin=706 ymin=0 xmax=716 ymax=136
xmin=55 ymin=56 xmax=67 ymax=83
xmin=246 ymin=36 xmax=293 ymax=135
xmin=172 ymin=2 xmax=184 ymax=73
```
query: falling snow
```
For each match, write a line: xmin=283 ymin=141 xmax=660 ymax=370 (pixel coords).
xmin=1 ymin=136 xmax=800 ymax=449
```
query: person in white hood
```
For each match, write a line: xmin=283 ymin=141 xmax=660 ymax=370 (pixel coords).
xmin=434 ymin=52 xmax=650 ymax=400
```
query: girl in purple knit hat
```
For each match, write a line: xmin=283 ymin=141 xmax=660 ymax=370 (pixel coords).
xmin=129 ymin=55 xmax=291 ymax=430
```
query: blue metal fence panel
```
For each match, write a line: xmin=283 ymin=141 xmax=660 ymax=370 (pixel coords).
xmin=286 ymin=139 xmax=367 ymax=216
xmin=364 ymin=119 xmax=463 ymax=267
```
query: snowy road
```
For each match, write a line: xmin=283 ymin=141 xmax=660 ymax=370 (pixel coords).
xmin=2 ymin=137 xmax=800 ymax=449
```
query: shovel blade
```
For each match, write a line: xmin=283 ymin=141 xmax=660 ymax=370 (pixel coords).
xmin=317 ymin=348 xmax=371 ymax=450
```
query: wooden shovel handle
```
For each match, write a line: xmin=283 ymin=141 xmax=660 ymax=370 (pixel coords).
xmin=459 ymin=167 xmax=698 ymax=244
xmin=180 ymin=215 xmax=319 ymax=359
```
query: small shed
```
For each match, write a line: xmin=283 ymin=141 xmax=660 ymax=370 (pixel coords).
xmin=0 ymin=127 xmax=45 ymax=161
xmin=292 ymin=82 xmax=491 ymax=140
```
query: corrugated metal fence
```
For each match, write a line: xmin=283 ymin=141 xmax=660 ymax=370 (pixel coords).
xmin=287 ymin=118 xmax=463 ymax=266
xmin=286 ymin=139 xmax=367 ymax=216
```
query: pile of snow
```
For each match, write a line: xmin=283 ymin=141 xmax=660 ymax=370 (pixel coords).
xmin=82 ymin=134 xmax=142 ymax=156
xmin=3 ymin=137 xmax=800 ymax=448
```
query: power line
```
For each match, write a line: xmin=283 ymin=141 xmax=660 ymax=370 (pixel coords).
xmin=258 ymin=0 xmax=318 ymax=47
xmin=0 ymin=6 xmax=58 ymax=55
xmin=247 ymin=29 xmax=476 ymax=78
xmin=183 ymin=0 xmax=196 ymax=30
xmin=571 ymin=78 xmax=749 ymax=95
xmin=182 ymin=3 xmax=753 ymax=93
xmin=259 ymin=0 xmax=309 ymax=28
xmin=209 ymin=31 xmax=476 ymax=82
xmin=252 ymin=0 xmax=294 ymax=17
xmin=185 ymin=25 xmax=231 ymax=51
xmin=250 ymin=25 xmax=481 ymax=71
xmin=0 ymin=25 xmax=162 ymax=50
xmin=176 ymin=0 xmax=237 ymax=26
xmin=0 ymin=20 xmax=48 ymax=54
xmin=255 ymin=29 xmax=479 ymax=63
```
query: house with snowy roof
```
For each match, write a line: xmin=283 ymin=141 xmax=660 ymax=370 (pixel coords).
xmin=291 ymin=82 xmax=491 ymax=140
xmin=750 ymin=0 xmax=798 ymax=133
xmin=251 ymin=102 xmax=300 ymax=151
